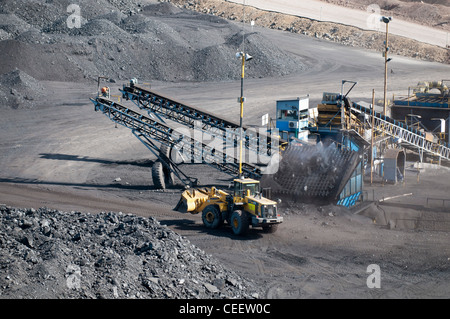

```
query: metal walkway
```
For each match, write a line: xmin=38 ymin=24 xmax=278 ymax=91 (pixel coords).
xmin=349 ymin=101 xmax=450 ymax=162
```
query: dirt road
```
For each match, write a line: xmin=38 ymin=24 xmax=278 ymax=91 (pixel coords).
xmin=229 ymin=0 xmax=450 ymax=47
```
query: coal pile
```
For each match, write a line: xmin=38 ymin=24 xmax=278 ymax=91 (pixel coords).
xmin=0 ymin=205 xmax=261 ymax=299
xmin=0 ymin=0 xmax=306 ymax=88
xmin=0 ymin=68 xmax=45 ymax=109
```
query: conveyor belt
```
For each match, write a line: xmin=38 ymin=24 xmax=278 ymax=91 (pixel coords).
xmin=91 ymin=97 xmax=263 ymax=181
xmin=120 ymin=84 xmax=286 ymax=157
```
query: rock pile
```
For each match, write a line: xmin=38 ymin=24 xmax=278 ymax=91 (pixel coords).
xmin=0 ymin=68 xmax=44 ymax=109
xmin=0 ymin=0 xmax=306 ymax=86
xmin=0 ymin=205 xmax=261 ymax=299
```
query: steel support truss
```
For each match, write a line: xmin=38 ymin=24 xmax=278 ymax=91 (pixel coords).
xmin=91 ymin=97 xmax=263 ymax=187
xmin=120 ymin=84 xmax=286 ymax=157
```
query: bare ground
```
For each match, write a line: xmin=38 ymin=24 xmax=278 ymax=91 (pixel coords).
xmin=165 ymin=0 xmax=449 ymax=63
xmin=318 ymin=0 xmax=450 ymax=32
xmin=0 ymin=1 xmax=450 ymax=300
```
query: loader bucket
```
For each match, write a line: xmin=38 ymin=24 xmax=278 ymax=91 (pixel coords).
xmin=174 ymin=197 xmax=188 ymax=213
xmin=173 ymin=188 xmax=210 ymax=214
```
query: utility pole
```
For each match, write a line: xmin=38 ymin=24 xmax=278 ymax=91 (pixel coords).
xmin=371 ymin=89 xmax=375 ymax=185
xmin=381 ymin=16 xmax=392 ymax=116
xmin=236 ymin=51 xmax=253 ymax=177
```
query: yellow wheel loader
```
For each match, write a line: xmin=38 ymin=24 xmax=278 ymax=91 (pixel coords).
xmin=175 ymin=178 xmax=283 ymax=235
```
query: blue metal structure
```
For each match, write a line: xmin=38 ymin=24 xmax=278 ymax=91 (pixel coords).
xmin=394 ymin=94 xmax=449 ymax=108
xmin=336 ymin=160 xmax=363 ymax=207
xmin=309 ymin=85 xmax=450 ymax=207
xmin=275 ymin=96 xmax=309 ymax=141
xmin=307 ymin=92 xmax=365 ymax=208
xmin=392 ymin=81 xmax=450 ymax=145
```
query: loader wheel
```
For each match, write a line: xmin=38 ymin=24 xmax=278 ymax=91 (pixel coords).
xmin=159 ymin=144 xmax=172 ymax=161
xmin=152 ymin=161 xmax=174 ymax=189
xmin=230 ymin=210 xmax=249 ymax=235
xmin=202 ymin=205 xmax=222 ymax=229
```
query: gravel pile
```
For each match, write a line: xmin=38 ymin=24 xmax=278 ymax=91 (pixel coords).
xmin=0 ymin=205 xmax=261 ymax=299
xmin=0 ymin=0 xmax=306 ymax=108
xmin=0 ymin=14 xmax=39 ymax=38
xmin=0 ymin=69 xmax=45 ymax=109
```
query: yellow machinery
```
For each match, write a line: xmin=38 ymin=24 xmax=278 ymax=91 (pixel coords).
xmin=174 ymin=53 xmax=283 ymax=235
xmin=175 ymin=178 xmax=283 ymax=235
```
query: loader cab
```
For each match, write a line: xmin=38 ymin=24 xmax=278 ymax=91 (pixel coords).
xmin=233 ymin=178 xmax=260 ymax=202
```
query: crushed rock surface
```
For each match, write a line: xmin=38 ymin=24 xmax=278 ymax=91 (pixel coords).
xmin=0 ymin=0 xmax=306 ymax=109
xmin=0 ymin=205 xmax=261 ymax=299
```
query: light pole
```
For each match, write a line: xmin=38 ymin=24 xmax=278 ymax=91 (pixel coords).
xmin=236 ymin=51 xmax=253 ymax=178
xmin=381 ymin=16 xmax=392 ymax=116
xmin=371 ymin=89 xmax=375 ymax=185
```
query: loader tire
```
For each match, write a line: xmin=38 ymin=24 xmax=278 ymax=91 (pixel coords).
xmin=159 ymin=144 xmax=171 ymax=160
xmin=166 ymin=142 xmax=183 ymax=165
xmin=152 ymin=161 xmax=174 ymax=189
xmin=202 ymin=205 xmax=222 ymax=229
xmin=159 ymin=144 xmax=175 ymax=186
xmin=230 ymin=210 xmax=249 ymax=235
